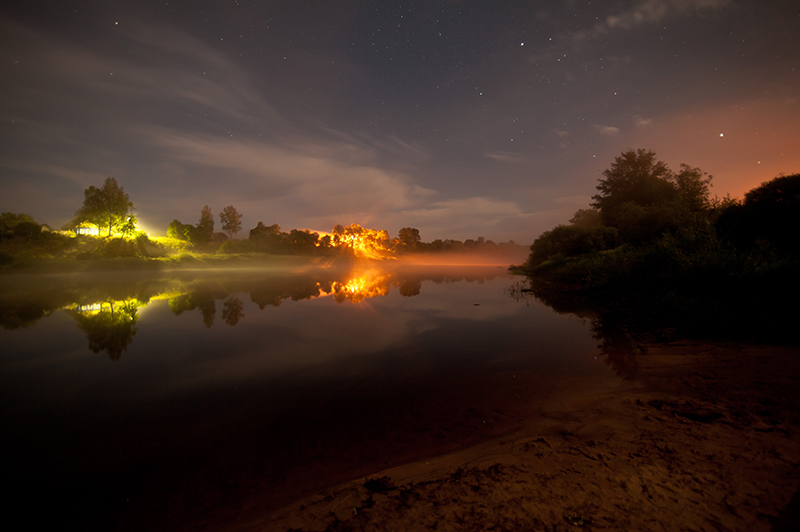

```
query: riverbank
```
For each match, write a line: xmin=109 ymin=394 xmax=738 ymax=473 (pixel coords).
xmin=245 ymin=340 xmax=800 ymax=531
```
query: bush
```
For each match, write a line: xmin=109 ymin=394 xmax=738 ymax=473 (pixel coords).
xmin=100 ymin=237 xmax=138 ymax=257
xmin=135 ymin=233 xmax=169 ymax=258
xmin=716 ymin=173 xmax=800 ymax=258
xmin=12 ymin=221 xmax=42 ymax=241
xmin=526 ymin=225 xmax=620 ymax=269
xmin=217 ymin=239 xmax=255 ymax=254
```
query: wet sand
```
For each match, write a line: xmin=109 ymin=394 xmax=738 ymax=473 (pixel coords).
xmin=242 ymin=340 xmax=800 ymax=531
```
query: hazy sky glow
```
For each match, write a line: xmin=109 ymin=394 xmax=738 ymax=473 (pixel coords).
xmin=1 ymin=0 xmax=798 ymax=242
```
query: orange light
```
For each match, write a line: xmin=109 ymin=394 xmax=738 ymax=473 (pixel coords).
xmin=324 ymin=269 xmax=394 ymax=303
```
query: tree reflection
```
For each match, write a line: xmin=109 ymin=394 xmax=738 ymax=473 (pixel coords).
xmin=398 ymin=278 xmax=422 ymax=297
xmin=222 ymin=296 xmax=244 ymax=326
xmin=589 ymin=316 xmax=640 ymax=380
xmin=0 ymin=304 xmax=52 ymax=330
xmin=249 ymin=277 xmax=324 ymax=308
xmin=71 ymin=300 xmax=141 ymax=360
xmin=506 ymin=279 xmax=639 ymax=380
xmin=3 ymin=267 xmax=510 ymax=356
xmin=169 ymin=289 xmax=219 ymax=328
xmin=198 ymin=299 xmax=216 ymax=328
xmin=329 ymin=271 xmax=393 ymax=303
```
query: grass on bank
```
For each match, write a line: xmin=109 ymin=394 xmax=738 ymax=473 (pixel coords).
xmin=0 ymin=231 xmax=332 ymax=273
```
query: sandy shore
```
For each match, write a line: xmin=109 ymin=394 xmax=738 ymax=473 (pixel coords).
xmin=239 ymin=340 xmax=800 ymax=531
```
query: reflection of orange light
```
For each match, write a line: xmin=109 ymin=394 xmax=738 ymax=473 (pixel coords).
xmin=325 ymin=270 xmax=393 ymax=303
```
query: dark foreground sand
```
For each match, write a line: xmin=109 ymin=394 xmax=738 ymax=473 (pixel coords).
xmin=238 ymin=341 xmax=800 ymax=531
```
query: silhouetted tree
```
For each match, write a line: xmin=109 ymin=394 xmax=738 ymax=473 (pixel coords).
xmin=673 ymin=164 xmax=713 ymax=212
xmin=569 ymin=208 xmax=602 ymax=228
xmin=11 ymin=221 xmax=42 ymax=241
xmin=1 ymin=212 xmax=37 ymax=239
xmin=397 ymin=227 xmax=421 ymax=250
xmin=716 ymin=173 xmax=800 ymax=257
xmin=197 ymin=205 xmax=214 ymax=242
xmin=74 ymin=177 xmax=135 ymax=237
xmin=220 ymin=206 xmax=243 ymax=238
xmin=526 ymin=225 xmax=620 ymax=269
xmin=287 ymin=229 xmax=319 ymax=253
xmin=250 ymin=222 xmax=285 ymax=252
xmin=592 ymin=149 xmax=676 ymax=227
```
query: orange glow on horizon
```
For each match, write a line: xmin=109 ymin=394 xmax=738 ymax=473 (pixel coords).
xmin=627 ymin=97 xmax=800 ymax=200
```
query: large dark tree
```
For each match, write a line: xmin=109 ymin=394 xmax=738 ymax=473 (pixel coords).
xmin=591 ymin=149 xmax=676 ymax=226
xmin=673 ymin=164 xmax=713 ymax=212
xmin=716 ymin=173 xmax=800 ymax=257
xmin=74 ymin=177 xmax=135 ymax=237
xmin=219 ymin=205 xmax=242 ymax=238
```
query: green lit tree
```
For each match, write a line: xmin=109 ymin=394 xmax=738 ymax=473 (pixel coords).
xmin=74 ymin=177 xmax=135 ymax=237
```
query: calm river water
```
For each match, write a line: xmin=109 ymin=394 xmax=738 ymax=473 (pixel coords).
xmin=0 ymin=262 xmax=628 ymax=530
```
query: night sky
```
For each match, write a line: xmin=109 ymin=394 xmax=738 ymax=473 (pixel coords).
xmin=2 ymin=1 xmax=798 ymax=243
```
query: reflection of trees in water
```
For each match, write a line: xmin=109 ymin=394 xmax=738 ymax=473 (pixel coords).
xmin=4 ymin=267 xmax=509 ymax=359
xmin=249 ymin=277 xmax=324 ymax=308
xmin=589 ymin=316 xmax=640 ymax=380
xmin=222 ymin=296 xmax=244 ymax=326
xmin=0 ymin=304 xmax=54 ymax=330
xmin=160 ymin=268 xmax=505 ymax=326
xmin=329 ymin=271 xmax=393 ymax=303
xmin=70 ymin=300 xmax=141 ymax=361
xmin=169 ymin=289 xmax=222 ymax=328
xmin=198 ymin=299 xmax=215 ymax=328
xmin=506 ymin=278 xmax=639 ymax=380
xmin=398 ymin=278 xmax=422 ymax=297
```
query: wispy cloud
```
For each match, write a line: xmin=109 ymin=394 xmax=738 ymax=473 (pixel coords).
xmin=595 ymin=0 xmax=733 ymax=34
xmin=484 ymin=151 xmax=527 ymax=164
xmin=398 ymin=197 xmax=525 ymax=239
xmin=598 ymin=126 xmax=621 ymax=137
xmin=0 ymin=17 xmax=438 ymax=232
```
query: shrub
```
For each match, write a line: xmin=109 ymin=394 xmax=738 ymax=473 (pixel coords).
xmin=526 ymin=225 xmax=620 ymax=269
xmin=217 ymin=239 xmax=255 ymax=254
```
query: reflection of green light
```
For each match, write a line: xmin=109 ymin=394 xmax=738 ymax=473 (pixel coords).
xmin=72 ymin=298 xmax=147 ymax=315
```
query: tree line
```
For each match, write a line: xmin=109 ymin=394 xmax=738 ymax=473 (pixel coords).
xmin=1 ymin=176 xmax=522 ymax=263
xmin=517 ymin=148 xmax=800 ymax=296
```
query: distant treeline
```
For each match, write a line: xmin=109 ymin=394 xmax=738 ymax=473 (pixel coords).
xmin=0 ymin=209 xmax=522 ymax=267
xmin=167 ymin=216 xmax=522 ymax=258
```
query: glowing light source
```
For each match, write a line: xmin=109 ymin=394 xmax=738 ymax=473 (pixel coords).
xmin=330 ymin=223 xmax=398 ymax=260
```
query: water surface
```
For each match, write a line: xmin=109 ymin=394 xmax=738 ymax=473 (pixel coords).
xmin=0 ymin=263 xmax=625 ymax=529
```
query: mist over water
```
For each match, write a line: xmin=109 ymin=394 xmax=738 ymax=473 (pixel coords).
xmin=0 ymin=262 xmax=624 ymax=529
